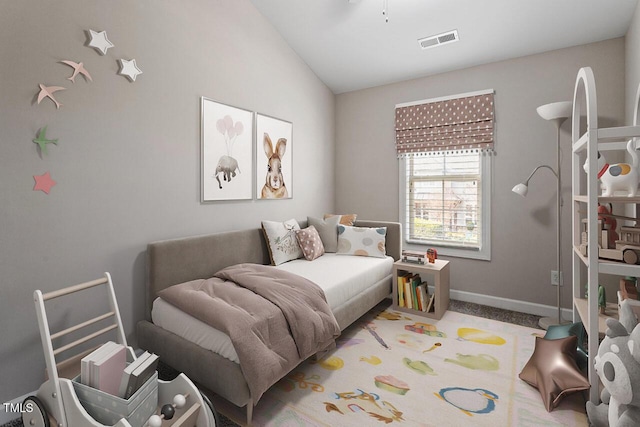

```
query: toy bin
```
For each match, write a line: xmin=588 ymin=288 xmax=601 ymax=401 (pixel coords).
xmin=72 ymin=371 xmax=158 ymax=427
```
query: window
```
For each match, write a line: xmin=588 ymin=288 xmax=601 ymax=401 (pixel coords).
xmin=399 ymin=152 xmax=491 ymax=260
xmin=395 ymin=90 xmax=494 ymax=260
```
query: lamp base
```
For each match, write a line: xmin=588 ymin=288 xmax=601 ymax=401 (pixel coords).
xmin=538 ymin=316 xmax=571 ymax=330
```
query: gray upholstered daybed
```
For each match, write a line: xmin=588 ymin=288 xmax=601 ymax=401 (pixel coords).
xmin=136 ymin=220 xmax=401 ymax=424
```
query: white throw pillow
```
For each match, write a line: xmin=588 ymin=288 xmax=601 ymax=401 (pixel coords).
xmin=261 ymin=219 xmax=303 ymax=265
xmin=336 ymin=225 xmax=387 ymax=258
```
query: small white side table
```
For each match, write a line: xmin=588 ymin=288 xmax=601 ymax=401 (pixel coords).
xmin=392 ymin=259 xmax=450 ymax=319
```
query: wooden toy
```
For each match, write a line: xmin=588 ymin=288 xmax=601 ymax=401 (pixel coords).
xmin=22 ymin=273 xmax=216 ymax=427
xmin=597 ymin=203 xmax=619 ymax=248
xmin=598 ymin=285 xmax=607 ymax=315
xmin=579 ymin=218 xmax=640 ymax=264
xmin=620 ymin=277 xmax=639 ymax=301
xmin=146 ymin=393 xmax=193 ymax=427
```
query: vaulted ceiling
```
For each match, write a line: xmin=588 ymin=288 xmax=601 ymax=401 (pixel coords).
xmin=249 ymin=0 xmax=639 ymax=93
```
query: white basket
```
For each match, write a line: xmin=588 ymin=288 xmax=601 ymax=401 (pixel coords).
xmin=73 ymin=372 xmax=158 ymax=427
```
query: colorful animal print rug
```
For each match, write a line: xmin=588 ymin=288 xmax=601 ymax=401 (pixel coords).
xmin=215 ymin=306 xmax=588 ymax=426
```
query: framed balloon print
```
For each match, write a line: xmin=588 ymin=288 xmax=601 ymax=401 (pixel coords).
xmin=201 ymin=98 xmax=254 ymax=202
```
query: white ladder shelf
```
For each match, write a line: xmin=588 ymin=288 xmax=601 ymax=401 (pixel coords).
xmin=571 ymin=66 xmax=640 ymax=403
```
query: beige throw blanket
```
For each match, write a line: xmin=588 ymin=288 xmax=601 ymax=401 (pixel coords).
xmin=158 ymin=263 xmax=340 ymax=402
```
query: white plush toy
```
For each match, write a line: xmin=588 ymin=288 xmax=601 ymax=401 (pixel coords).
xmin=584 ymin=139 xmax=640 ymax=197
xmin=587 ymin=300 xmax=640 ymax=427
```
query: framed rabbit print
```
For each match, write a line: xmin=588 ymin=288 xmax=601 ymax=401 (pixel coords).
xmin=201 ymin=98 xmax=253 ymax=202
xmin=256 ymin=113 xmax=293 ymax=200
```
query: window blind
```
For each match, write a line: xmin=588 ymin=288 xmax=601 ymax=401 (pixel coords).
xmin=405 ymin=152 xmax=482 ymax=248
xmin=395 ymin=90 xmax=495 ymax=157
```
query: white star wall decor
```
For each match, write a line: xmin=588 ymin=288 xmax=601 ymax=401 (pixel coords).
xmin=117 ymin=59 xmax=143 ymax=82
xmin=87 ymin=29 xmax=114 ymax=55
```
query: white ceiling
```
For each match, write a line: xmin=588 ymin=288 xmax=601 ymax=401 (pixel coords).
xmin=249 ymin=0 xmax=639 ymax=94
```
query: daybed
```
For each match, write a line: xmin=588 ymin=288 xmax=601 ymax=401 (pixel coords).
xmin=136 ymin=219 xmax=401 ymax=424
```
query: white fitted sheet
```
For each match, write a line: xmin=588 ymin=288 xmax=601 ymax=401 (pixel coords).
xmin=151 ymin=254 xmax=394 ymax=363
xmin=275 ymin=254 xmax=394 ymax=309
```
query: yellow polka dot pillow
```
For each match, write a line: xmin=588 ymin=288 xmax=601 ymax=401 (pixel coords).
xmin=295 ymin=226 xmax=325 ymax=261
xmin=336 ymin=225 xmax=387 ymax=258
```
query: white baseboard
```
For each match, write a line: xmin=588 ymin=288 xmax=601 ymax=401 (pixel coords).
xmin=451 ymin=289 xmax=573 ymax=320
xmin=0 ymin=391 xmax=34 ymax=424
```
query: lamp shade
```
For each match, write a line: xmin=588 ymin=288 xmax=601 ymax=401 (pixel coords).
xmin=536 ymin=101 xmax=572 ymax=122
xmin=512 ymin=183 xmax=528 ymax=197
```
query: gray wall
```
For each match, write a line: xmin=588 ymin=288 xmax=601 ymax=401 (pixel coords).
xmin=335 ymin=38 xmax=626 ymax=311
xmin=0 ymin=0 xmax=335 ymax=402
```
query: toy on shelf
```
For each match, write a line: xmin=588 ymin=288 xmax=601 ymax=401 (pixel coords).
xmin=586 ymin=300 xmax=640 ymax=427
xmin=599 ymin=286 xmax=607 ymax=315
xmin=402 ymin=250 xmax=426 ymax=264
xmin=583 ymin=139 xmax=640 ymax=197
xmin=584 ymin=284 xmax=608 ymax=315
xmin=620 ymin=276 xmax=639 ymax=301
xmin=598 ymin=204 xmax=619 ymax=248
xmin=427 ymin=248 xmax=438 ymax=263
xmin=579 ymin=217 xmax=640 ymax=264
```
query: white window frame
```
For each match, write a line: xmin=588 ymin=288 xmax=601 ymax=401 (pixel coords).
xmin=398 ymin=153 xmax=492 ymax=261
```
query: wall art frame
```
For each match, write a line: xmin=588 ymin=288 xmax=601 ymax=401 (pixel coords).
xmin=255 ymin=113 xmax=293 ymax=200
xmin=201 ymin=97 xmax=254 ymax=202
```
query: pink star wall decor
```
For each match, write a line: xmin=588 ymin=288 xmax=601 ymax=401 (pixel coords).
xmin=33 ymin=172 xmax=56 ymax=194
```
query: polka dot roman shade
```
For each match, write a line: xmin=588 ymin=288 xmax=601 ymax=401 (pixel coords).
xmin=395 ymin=91 xmax=495 ymax=157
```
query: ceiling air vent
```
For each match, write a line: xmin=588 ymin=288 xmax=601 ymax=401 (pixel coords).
xmin=418 ymin=30 xmax=459 ymax=50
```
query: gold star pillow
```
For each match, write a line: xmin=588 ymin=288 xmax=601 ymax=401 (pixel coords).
xmin=519 ymin=335 xmax=590 ymax=411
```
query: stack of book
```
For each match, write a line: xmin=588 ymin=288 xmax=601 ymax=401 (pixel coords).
xmin=397 ymin=272 xmax=435 ymax=312
xmin=119 ymin=351 xmax=159 ymax=399
xmin=80 ymin=342 xmax=159 ymax=399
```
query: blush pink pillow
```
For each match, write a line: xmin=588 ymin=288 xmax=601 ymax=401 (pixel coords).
xmin=295 ymin=226 xmax=325 ymax=261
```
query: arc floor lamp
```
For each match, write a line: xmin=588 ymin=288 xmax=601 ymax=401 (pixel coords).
xmin=512 ymin=101 xmax=572 ymax=330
